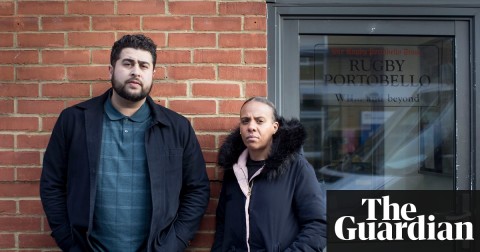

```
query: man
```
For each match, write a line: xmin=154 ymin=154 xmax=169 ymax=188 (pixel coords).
xmin=40 ymin=34 xmax=210 ymax=252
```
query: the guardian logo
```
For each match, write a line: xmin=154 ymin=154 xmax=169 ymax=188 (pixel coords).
xmin=334 ymin=196 xmax=474 ymax=241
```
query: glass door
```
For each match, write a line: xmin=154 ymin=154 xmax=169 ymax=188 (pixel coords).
xmin=301 ymin=35 xmax=454 ymax=190
xmin=276 ymin=19 xmax=471 ymax=190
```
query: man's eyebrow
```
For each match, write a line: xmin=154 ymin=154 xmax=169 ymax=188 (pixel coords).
xmin=138 ymin=60 xmax=151 ymax=66
xmin=122 ymin=58 xmax=151 ymax=66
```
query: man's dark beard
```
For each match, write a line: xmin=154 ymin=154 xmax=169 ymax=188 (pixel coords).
xmin=111 ymin=76 xmax=152 ymax=102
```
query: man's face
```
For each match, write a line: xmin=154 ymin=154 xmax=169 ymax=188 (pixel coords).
xmin=109 ymin=48 xmax=155 ymax=102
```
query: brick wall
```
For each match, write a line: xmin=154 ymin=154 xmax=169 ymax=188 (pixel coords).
xmin=0 ymin=0 xmax=267 ymax=250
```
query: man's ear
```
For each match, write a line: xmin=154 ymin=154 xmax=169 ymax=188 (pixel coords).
xmin=108 ymin=65 xmax=113 ymax=78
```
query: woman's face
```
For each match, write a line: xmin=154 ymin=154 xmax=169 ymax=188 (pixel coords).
xmin=239 ymin=101 xmax=279 ymax=160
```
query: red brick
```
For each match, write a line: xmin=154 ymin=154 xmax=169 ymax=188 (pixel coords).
xmin=17 ymin=167 xmax=42 ymax=182
xmin=17 ymin=33 xmax=64 ymax=48
xmin=68 ymin=32 xmax=115 ymax=47
xmin=42 ymin=50 xmax=90 ymax=65
xmin=92 ymin=16 xmax=140 ymax=31
xmin=167 ymin=66 xmax=215 ymax=80
xmin=218 ymin=134 xmax=229 ymax=148
xmin=157 ymin=50 xmax=191 ymax=64
xmin=66 ymin=99 xmax=89 ymax=107
xmin=41 ymin=116 xmax=58 ymax=132
xmin=0 ymin=200 xmax=16 ymax=214
xmin=206 ymin=165 xmax=216 ymax=180
xmin=0 ymin=2 xmax=14 ymax=16
xmin=169 ymin=33 xmax=216 ymax=48
xmin=193 ymin=117 xmax=238 ymax=131
xmin=0 ymin=217 xmax=41 ymax=231
xmin=67 ymin=66 xmax=108 ymax=81
xmin=17 ymin=134 xmax=51 ymax=149
xmin=219 ymin=100 xmax=244 ymax=114
xmin=0 ymin=50 xmax=38 ymax=64
xmin=42 ymin=17 xmax=90 ymax=31
xmin=169 ymin=100 xmax=216 ymax=115
xmin=210 ymin=181 xmax=222 ymax=197
xmin=0 ymin=100 xmax=14 ymax=114
xmin=0 ymin=84 xmax=39 ymax=97
xmin=19 ymin=233 xmax=57 ymax=248
xmin=202 ymin=150 xmax=217 ymax=163
xmin=0 ymin=134 xmax=14 ymax=148
xmin=244 ymin=49 xmax=266 ymax=64
xmin=0 ymin=33 xmax=14 ymax=47
xmin=18 ymin=1 xmax=64 ymax=15
xmin=219 ymin=2 xmax=266 ymax=15
xmin=0 ymin=66 xmax=14 ymax=81
xmin=190 ymin=232 xmax=214 ymax=248
xmin=0 ymin=168 xmax=14 ymax=181
xmin=0 ymin=183 xmax=39 ymax=197
xmin=42 ymin=83 xmax=90 ymax=98
xmin=141 ymin=33 xmax=167 ymax=48
xmin=92 ymin=49 xmax=110 ymax=64
xmin=192 ymin=83 xmax=240 ymax=97
xmin=143 ymin=17 xmax=190 ymax=31
xmin=197 ymin=215 xmax=215 ymax=232
xmin=92 ymin=83 xmax=111 ymax=96
xmin=0 ymin=151 xmax=40 ymax=165
xmin=219 ymin=66 xmax=266 ymax=81
xmin=149 ymin=83 xmax=187 ymax=97
xmin=19 ymin=200 xmax=44 ymax=215
xmin=43 ymin=218 xmax=50 ymax=232
xmin=17 ymin=100 xmax=65 ymax=114
xmin=17 ymin=66 xmax=65 ymax=81
xmin=245 ymin=17 xmax=266 ymax=31
xmin=169 ymin=1 xmax=216 ymax=15
xmin=0 ymin=117 xmax=38 ymax=131
xmin=246 ymin=82 xmax=267 ymax=97
xmin=68 ymin=1 xmax=114 ymax=15
xmin=206 ymin=197 xmax=218 ymax=214
xmin=219 ymin=33 xmax=266 ymax=48
xmin=0 ymin=17 xmax=38 ymax=32
xmin=194 ymin=49 xmax=241 ymax=64
xmin=153 ymin=67 xmax=167 ymax=79
xmin=193 ymin=17 xmax=241 ymax=31
xmin=118 ymin=0 xmax=165 ymax=15
xmin=0 ymin=233 xmax=15 ymax=248
xmin=196 ymin=134 xmax=216 ymax=149
xmin=155 ymin=99 xmax=166 ymax=107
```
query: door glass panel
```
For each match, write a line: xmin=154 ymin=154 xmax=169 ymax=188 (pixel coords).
xmin=300 ymin=35 xmax=454 ymax=190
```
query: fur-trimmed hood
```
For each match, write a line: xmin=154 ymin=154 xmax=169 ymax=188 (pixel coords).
xmin=218 ymin=117 xmax=307 ymax=180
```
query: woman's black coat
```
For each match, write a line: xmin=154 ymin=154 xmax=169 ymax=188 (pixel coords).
xmin=211 ymin=118 xmax=327 ymax=252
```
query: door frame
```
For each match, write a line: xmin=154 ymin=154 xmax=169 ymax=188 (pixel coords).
xmin=267 ymin=1 xmax=480 ymax=190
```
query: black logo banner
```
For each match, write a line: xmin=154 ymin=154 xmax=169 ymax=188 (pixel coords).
xmin=327 ymin=190 xmax=480 ymax=252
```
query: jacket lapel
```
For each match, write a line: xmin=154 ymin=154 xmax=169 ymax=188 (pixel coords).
xmin=81 ymin=90 xmax=109 ymax=231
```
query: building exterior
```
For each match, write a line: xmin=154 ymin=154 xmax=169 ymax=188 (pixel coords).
xmin=0 ymin=0 xmax=479 ymax=251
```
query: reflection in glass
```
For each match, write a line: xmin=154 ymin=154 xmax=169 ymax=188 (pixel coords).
xmin=300 ymin=35 xmax=454 ymax=190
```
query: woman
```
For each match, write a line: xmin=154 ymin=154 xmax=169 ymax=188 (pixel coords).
xmin=212 ymin=97 xmax=327 ymax=252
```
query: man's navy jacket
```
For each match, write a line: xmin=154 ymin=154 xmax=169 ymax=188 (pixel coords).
xmin=40 ymin=89 xmax=210 ymax=251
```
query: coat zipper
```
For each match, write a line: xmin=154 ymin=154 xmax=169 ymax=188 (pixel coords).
xmin=248 ymin=180 xmax=253 ymax=196
xmin=232 ymin=150 xmax=264 ymax=252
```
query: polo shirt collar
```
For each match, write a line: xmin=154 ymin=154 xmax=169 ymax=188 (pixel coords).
xmin=104 ymin=96 xmax=151 ymax=122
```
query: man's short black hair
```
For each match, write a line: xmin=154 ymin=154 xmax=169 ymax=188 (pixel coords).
xmin=110 ymin=34 xmax=157 ymax=68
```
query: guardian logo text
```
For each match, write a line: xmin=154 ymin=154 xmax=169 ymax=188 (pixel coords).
xmin=334 ymin=196 xmax=474 ymax=241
